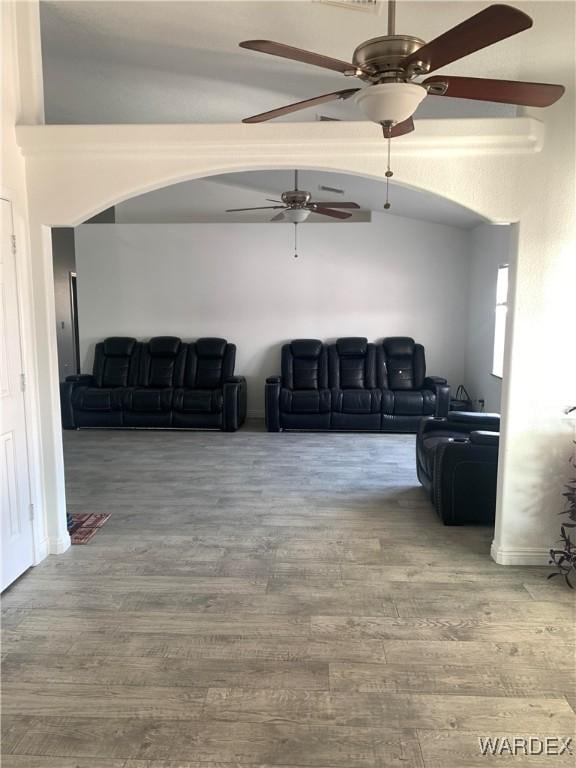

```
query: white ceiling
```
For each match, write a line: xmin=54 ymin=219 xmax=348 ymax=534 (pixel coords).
xmin=43 ymin=1 xmax=570 ymax=228
xmin=114 ymin=169 xmax=487 ymax=228
xmin=40 ymin=0 xmax=563 ymax=125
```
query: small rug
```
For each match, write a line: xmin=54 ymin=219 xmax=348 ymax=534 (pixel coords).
xmin=69 ymin=513 xmax=111 ymax=544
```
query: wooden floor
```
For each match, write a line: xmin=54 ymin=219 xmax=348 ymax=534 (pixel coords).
xmin=2 ymin=422 xmax=575 ymax=767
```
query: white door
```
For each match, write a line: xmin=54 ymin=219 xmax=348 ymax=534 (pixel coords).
xmin=1 ymin=198 xmax=34 ymax=590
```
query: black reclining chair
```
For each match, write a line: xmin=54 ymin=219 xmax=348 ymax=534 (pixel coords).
xmin=265 ymin=339 xmax=330 ymax=431
xmin=329 ymin=337 xmax=382 ymax=431
xmin=379 ymin=337 xmax=450 ymax=432
xmin=60 ymin=336 xmax=246 ymax=431
xmin=123 ymin=336 xmax=185 ymax=428
xmin=417 ymin=411 xmax=501 ymax=525
xmin=173 ymin=337 xmax=246 ymax=431
xmin=60 ymin=336 xmax=140 ymax=429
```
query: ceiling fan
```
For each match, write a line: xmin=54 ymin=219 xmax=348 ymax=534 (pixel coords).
xmin=238 ymin=1 xmax=565 ymax=138
xmin=225 ymin=170 xmax=361 ymax=222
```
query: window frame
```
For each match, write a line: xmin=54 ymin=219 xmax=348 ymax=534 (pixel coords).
xmin=492 ymin=264 xmax=509 ymax=379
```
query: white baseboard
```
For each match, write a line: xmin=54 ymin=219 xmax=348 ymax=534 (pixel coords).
xmin=491 ymin=541 xmax=551 ymax=566
xmin=49 ymin=533 xmax=71 ymax=555
xmin=33 ymin=536 xmax=49 ymax=565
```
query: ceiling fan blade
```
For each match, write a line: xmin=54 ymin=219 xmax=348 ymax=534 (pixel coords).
xmin=311 ymin=202 xmax=361 ymax=209
xmin=390 ymin=117 xmax=415 ymax=137
xmin=309 ymin=206 xmax=352 ymax=220
xmin=242 ymin=89 xmax=360 ymax=123
xmin=266 ymin=199 xmax=283 ymax=203
xmin=239 ymin=40 xmax=356 ymax=74
xmin=226 ymin=206 xmax=285 ymax=212
xmin=271 ymin=212 xmax=286 ymax=222
xmin=424 ymin=76 xmax=565 ymax=107
xmin=401 ymin=4 xmax=532 ymax=74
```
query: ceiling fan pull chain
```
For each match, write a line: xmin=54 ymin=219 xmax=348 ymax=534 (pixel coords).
xmin=294 ymin=222 xmax=299 ymax=258
xmin=384 ymin=135 xmax=393 ymax=210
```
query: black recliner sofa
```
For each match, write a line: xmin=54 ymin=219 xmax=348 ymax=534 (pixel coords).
xmin=416 ymin=411 xmax=500 ymax=524
xmin=60 ymin=336 xmax=246 ymax=431
xmin=265 ymin=336 xmax=449 ymax=432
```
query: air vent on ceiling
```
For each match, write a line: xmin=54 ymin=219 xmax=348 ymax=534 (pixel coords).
xmin=319 ymin=185 xmax=345 ymax=195
xmin=317 ymin=0 xmax=380 ymax=13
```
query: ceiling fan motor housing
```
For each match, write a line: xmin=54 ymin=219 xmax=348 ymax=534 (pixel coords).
xmin=353 ymin=35 xmax=427 ymax=78
xmin=282 ymin=190 xmax=312 ymax=207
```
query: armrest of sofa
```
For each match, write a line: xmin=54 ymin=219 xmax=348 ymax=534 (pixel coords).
xmin=424 ymin=376 xmax=447 ymax=388
xmin=65 ymin=374 xmax=95 ymax=385
xmin=470 ymin=430 xmax=500 ymax=447
xmin=447 ymin=411 xmax=501 ymax=432
xmin=265 ymin=376 xmax=281 ymax=432
xmin=225 ymin=376 xmax=246 ymax=385
xmin=223 ymin=376 xmax=247 ymax=432
xmin=422 ymin=377 xmax=450 ymax=417
xmin=60 ymin=379 xmax=88 ymax=429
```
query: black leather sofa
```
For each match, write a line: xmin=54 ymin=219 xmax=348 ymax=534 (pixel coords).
xmin=265 ymin=336 xmax=450 ymax=432
xmin=60 ymin=336 xmax=246 ymax=431
xmin=416 ymin=411 xmax=500 ymax=524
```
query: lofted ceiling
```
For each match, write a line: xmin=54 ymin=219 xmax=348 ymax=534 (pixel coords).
xmin=42 ymin=1 xmax=570 ymax=229
xmin=113 ymin=169 xmax=487 ymax=228
xmin=40 ymin=0 xmax=569 ymax=125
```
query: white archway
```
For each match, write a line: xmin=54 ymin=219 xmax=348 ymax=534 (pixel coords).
xmin=17 ymin=116 xmax=570 ymax=565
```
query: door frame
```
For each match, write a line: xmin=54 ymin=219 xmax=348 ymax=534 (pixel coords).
xmin=1 ymin=187 xmax=51 ymax=564
xmin=69 ymin=271 xmax=81 ymax=374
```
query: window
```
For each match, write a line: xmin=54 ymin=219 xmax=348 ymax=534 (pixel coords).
xmin=492 ymin=265 xmax=509 ymax=378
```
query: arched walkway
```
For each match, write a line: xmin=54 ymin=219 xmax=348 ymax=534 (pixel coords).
xmin=16 ymin=117 xmax=560 ymax=564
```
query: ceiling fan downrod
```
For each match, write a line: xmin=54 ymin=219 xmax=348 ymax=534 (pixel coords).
xmin=387 ymin=0 xmax=396 ymax=37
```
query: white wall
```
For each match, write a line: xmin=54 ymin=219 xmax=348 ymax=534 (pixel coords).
xmin=2 ymin=0 xmax=55 ymax=559
xmin=463 ymin=223 xmax=515 ymax=413
xmin=75 ymin=214 xmax=470 ymax=416
xmin=492 ymin=1 xmax=576 ymax=565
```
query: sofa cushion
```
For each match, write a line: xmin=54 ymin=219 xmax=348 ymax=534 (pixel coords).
xmin=393 ymin=390 xmax=436 ymax=416
xmin=329 ymin=338 xmax=376 ymax=390
xmin=331 ymin=389 xmax=381 ymax=414
xmin=182 ymin=339 xmax=234 ymax=390
xmin=139 ymin=337 xmax=184 ymax=389
xmin=280 ymin=389 xmax=331 ymax=414
xmin=174 ymin=389 xmax=223 ymax=414
xmin=103 ymin=337 xmax=137 ymax=357
xmin=282 ymin=340 xmax=327 ymax=391
xmin=148 ymin=336 xmax=182 ymax=358
xmin=382 ymin=337 xmax=426 ymax=390
xmin=336 ymin=337 xmax=368 ymax=357
xmin=127 ymin=388 xmax=173 ymax=412
xmin=290 ymin=340 xmax=323 ymax=359
xmin=94 ymin=338 xmax=139 ymax=388
xmin=73 ymin=387 xmax=124 ymax=412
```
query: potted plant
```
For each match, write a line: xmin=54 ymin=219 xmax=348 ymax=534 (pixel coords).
xmin=549 ymin=425 xmax=576 ymax=588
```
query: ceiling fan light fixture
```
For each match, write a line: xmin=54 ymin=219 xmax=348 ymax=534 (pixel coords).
xmin=283 ymin=208 xmax=311 ymax=223
xmin=355 ymin=82 xmax=426 ymax=124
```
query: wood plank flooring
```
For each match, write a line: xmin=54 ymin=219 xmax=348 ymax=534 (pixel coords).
xmin=2 ymin=422 xmax=575 ymax=767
